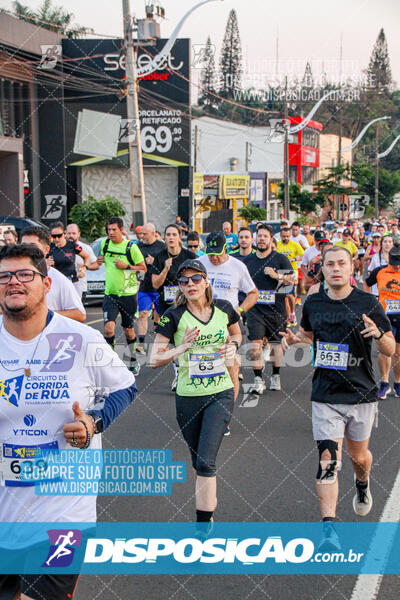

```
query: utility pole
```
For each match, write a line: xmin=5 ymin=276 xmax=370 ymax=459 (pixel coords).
xmin=191 ymin=124 xmax=199 ymax=229
xmin=336 ymin=113 xmax=342 ymax=220
xmin=375 ymin=124 xmax=380 ymax=217
xmin=283 ymin=76 xmax=290 ymax=219
xmin=123 ymin=0 xmax=147 ymax=226
xmin=245 ymin=141 xmax=252 ymax=172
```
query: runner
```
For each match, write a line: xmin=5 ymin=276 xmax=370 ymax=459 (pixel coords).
xmin=49 ymin=221 xmax=90 ymax=296
xmin=245 ymin=223 xmax=294 ymax=393
xmin=21 ymin=226 xmax=86 ymax=322
xmin=281 ymin=246 xmax=394 ymax=547
xmin=291 ymin=222 xmax=309 ymax=300
xmin=4 ymin=230 xmax=17 ymax=246
xmin=366 ymin=234 xmax=394 ymax=296
xmin=229 ymin=226 xmax=256 ymax=260
xmin=150 ymin=258 xmax=241 ymax=534
xmin=302 ymin=224 xmax=314 ymax=247
xmin=198 ymin=232 xmax=258 ymax=403
xmin=276 ymin=227 xmax=304 ymax=325
xmin=152 ymin=224 xmax=196 ymax=390
xmin=365 ymin=245 xmax=400 ymax=399
xmin=334 ymin=228 xmax=358 ymax=258
xmin=0 ymin=243 xmax=137 ymax=600
xmin=66 ymin=223 xmax=99 ymax=302
xmin=186 ymin=231 xmax=205 ymax=256
xmin=137 ymin=223 xmax=165 ymax=350
xmin=222 ymin=222 xmax=239 ymax=253
xmin=96 ymin=217 xmax=146 ymax=376
xmin=301 ymin=231 xmax=330 ymax=290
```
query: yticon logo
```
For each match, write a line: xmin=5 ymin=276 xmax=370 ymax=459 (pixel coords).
xmin=43 ymin=529 xmax=82 ymax=567
xmin=84 ymin=536 xmax=314 ymax=564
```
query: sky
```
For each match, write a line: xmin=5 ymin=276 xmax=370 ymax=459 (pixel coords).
xmin=2 ymin=0 xmax=400 ymax=88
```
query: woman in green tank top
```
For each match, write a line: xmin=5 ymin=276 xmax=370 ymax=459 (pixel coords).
xmin=150 ymin=259 xmax=241 ymax=534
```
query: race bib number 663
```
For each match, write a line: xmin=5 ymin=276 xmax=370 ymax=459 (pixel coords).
xmin=315 ymin=341 xmax=349 ymax=371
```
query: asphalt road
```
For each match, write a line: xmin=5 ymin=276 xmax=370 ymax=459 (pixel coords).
xmin=74 ymin=304 xmax=400 ymax=600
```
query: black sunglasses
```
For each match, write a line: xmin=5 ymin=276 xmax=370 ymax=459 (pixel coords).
xmin=178 ymin=274 xmax=205 ymax=286
xmin=188 ymin=244 xmax=199 ymax=249
xmin=52 ymin=233 xmax=64 ymax=238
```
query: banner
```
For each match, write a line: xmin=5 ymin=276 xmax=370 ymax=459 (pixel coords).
xmin=194 ymin=173 xmax=204 ymax=199
xmin=219 ymin=175 xmax=250 ymax=199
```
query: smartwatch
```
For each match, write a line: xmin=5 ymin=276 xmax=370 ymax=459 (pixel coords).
xmin=86 ymin=412 xmax=103 ymax=434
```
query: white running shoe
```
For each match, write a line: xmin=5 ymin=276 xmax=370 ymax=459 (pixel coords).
xmin=353 ymin=478 xmax=373 ymax=516
xmin=269 ymin=374 xmax=281 ymax=391
xmin=171 ymin=376 xmax=178 ymax=392
xmin=249 ymin=376 xmax=266 ymax=395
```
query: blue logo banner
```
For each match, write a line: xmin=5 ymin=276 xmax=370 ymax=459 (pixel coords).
xmin=0 ymin=522 xmax=398 ymax=574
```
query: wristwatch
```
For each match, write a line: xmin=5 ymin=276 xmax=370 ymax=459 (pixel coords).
xmin=86 ymin=412 xmax=103 ymax=434
xmin=375 ymin=327 xmax=385 ymax=340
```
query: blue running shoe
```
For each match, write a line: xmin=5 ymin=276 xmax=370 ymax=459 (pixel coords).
xmin=378 ymin=381 xmax=391 ymax=399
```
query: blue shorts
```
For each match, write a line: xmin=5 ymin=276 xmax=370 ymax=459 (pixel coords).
xmin=138 ymin=291 xmax=159 ymax=313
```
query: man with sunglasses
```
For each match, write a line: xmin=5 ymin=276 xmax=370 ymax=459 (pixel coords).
xmin=186 ymin=231 xmax=205 ymax=256
xmin=0 ymin=244 xmax=137 ymax=600
xmin=49 ymin=221 xmax=90 ymax=295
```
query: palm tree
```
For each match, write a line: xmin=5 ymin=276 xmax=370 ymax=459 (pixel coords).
xmin=12 ymin=0 xmax=93 ymax=38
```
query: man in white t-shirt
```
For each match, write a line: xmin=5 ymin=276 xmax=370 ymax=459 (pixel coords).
xmin=66 ymin=223 xmax=99 ymax=301
xmin=21 ymin=226 xmax=86 ymax=322
xmin=301 ymin=230 xmax=329 ymax=288
xmin=198 ymin=232 xmax=258 ymax=405
xmin=0 ymin=243 xmax=136 ymax=599
xmin=290 ymin=221 xmax=309 ymax=250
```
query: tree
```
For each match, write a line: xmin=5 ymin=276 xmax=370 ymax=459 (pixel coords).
xmin=238 ymin=203 xmax=266 ymax=222
xmin=199 ymin=37 xmax=217 ymax=108
xmin=278 ymin=182 xmax=324 ymax=215
xmin=219 ymin=9 xmax=242 ymax=97
xmin=366 ymin=28 xmax=392 ymax=91
xmin=69 ymin=196 xmax=126 ymax=242
xmin=12 ymin=0 xmax=93 ymax=38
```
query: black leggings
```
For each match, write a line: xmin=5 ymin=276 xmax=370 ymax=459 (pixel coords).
xmin=176 ymin=388 xmax=234 ymax=477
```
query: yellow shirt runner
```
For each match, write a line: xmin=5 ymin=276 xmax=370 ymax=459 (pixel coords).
xmin=276 ymin=240 xmax=304 ymax=272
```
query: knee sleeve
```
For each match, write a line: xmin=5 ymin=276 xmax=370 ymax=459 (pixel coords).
xmin=316 ymin=440 xmax=341 ymax=484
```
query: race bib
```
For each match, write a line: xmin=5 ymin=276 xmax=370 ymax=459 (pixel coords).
xmin=188 ymin=352 xmax=226 ymax=379
xmin=0 ymin=441 xmax=58 ymax=486
xmin=315 ymin=342 xmax=349 ymax=371
xmin=257 ymin=290 xmax=276 ymax=305
xmin=386 ymin=299 xmax=400 ymax=314
xmin=164 ymin=286 xmax=179 ymax=302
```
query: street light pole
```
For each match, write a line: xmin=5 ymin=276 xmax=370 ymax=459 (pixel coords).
xmin=375 ymin=124 xmax=380 ymax=218
xmin=123 ymin=0 xmax=147 ymax=226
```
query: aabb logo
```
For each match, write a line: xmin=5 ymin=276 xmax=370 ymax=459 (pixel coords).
xmin=42 ymin=529 xmax=82 ymax=567
xmin=104 ymin=52 xmax=183 ymax=73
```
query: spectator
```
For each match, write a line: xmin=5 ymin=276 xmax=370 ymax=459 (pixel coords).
xmin=222 ymin=221 xmax=239 ymax=252
xmin=176 ymin=216 xmax=188 ymax=235
xmin=3 ymin=229 xmax=17 ymax=246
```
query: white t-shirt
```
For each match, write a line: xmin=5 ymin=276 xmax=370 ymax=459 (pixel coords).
xmin=291 ymin=233 xmax=309 ymax=249
xmin=0 ymin=312 xmax=134 ymax=524
xmin=198 ymin=255 xmax=256 ymax=309
xmin=368 ymin=253 xmax=387 ymax=296
xmin=47 ymin=267 xmax=86 ymax=316
xmin=301 ymin=245 xmax=320 ymax=268
xmin=75 ymin=240 xmax=97 ymax=293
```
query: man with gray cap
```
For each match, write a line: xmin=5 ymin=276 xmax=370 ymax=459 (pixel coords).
xmin=365 ymin=245 xmax=400 ymax=399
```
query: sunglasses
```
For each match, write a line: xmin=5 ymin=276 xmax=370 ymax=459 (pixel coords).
xmin=188 ymin=244 xmax=199 ymax=249
xmin=51 ymin=233 xmax=64 ymax=239
xmin=178 ymin=274 xmax=205 ymax=286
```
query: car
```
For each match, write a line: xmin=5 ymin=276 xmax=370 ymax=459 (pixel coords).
xmin=248 ymin=220 xmax=282 ymax=235
xmin=85 ymin=235 xmax=138 ymax=303
xmin=0 ymin=217 xmax=48 ymax=238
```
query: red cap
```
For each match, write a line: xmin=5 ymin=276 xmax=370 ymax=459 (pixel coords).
xmin=135 ymin=226 xmax=143 ymax=233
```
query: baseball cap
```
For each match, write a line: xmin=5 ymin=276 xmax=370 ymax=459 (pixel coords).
xmin=389 ymin=246 xmax=400 ymax=266
xmin=314 ymin=231 xmax=329 ymax=243
xmin=205 ymin=231 xmax=227 ymax=255
xmin=343 ymin=228 xmax=351 ymax=235
xmin=372 ymin=231 xmax=381 ymax=238
xmin=177 ymin=259 xmax=207 ymax=278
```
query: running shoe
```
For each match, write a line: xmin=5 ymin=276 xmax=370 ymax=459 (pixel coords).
xmin=136 ymin=344 xmax=146 ymax=355
xmin=171 ymin=376 xmax=178 ymax=392
xmin=317 ymin=522 xmax=341 ymax=553
xmin=249 ymin=376 xmax=266 ymax=395
xmin=353 ymin=478 xmax=373 ymax=516
xmin=377 ymin=381 xmax=391 ymax=399
xmin=224 ymin=425 xmax=231 ymax=437
xmin=287 ymin=314 xmax=297 ymax=327
xmin=129 ymin=361 xmax=140 ymax=376
xmin=269 ymin=374 xmax=281 ymax=391
xmin=195 ymin=517 xmax=214 ymax=541
xmin=394 ymin=382 xmax=400 ymax=397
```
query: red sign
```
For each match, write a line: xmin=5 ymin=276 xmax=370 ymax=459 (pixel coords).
xmin=288 ymin=144 xmax=319 ymax=167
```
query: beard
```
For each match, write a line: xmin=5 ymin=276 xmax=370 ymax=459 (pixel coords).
xmin=1 ymin=291 xmax=44 ymax=322
xmin=257 ymin=243 xmax=270 ymax=252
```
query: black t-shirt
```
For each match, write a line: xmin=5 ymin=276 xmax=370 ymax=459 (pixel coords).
xmin=301 ymin=287 xmax=391 ymax=405
xmin=50 ymin=241 xmax=82 ymax=282
xmin=244 ymin=250 xmax=293 ymax=316
xmin=152 ymin=247 xmax=196 ymax=315
xmin=138 ymin=240 xmax=165 ymax=293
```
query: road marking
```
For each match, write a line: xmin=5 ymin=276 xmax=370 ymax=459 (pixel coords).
xmin=350 ymin=466 xmax=400 ymax=600
xmin=86 ymin=318 xmax=104 ymax=325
